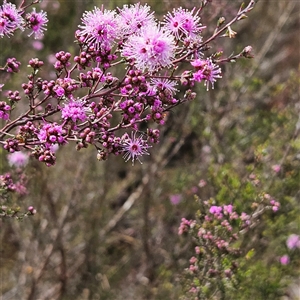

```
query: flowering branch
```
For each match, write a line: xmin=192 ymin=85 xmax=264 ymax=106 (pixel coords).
xmin=0 ymin=0 xmax=255 ymax=168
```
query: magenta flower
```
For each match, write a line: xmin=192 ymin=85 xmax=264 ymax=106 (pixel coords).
xmin=0 ymin=101 xmax=10 ymax=120
xmin=121 ymin=25 xmax=175 ymax=72
xmin=272 ymin=164 xmax=281 ymax=173
xmin=191 ymin=58 xmax=222 ymax=90
xmin=0 ymin=1 xmax=24 ymax=38
xmin=150 ymin=78 xmax=178 ymax=95
xmin=280 ymin=254 xmax=290 ymax=265
xmin=5 ymin=57 xmax=21 ymax=73
xmin=61 ymin=99 xmax=87 ymax=123
xmin=78 ymin=7 xmax=119 ymax=50
xmin=163 ymin=7 xmax=205 ymax=40
xmin=28 ymin=206 xmax=37 ymax=215
xmin=178 ymin=218 xmax=193 ymax=235
xmin=209 ymin=205 xmax=223 ymax=216
xmin=121 ymin=132 xmax=151 ymax=164
xmin=286 ymin=234 xmax=300 ymax=250
xmin=198 ymin=179 xmax=207 ymax=188
xmin=53 ymin=86 xmax=65 ymax=97
xmin=37 ymin=123 xmax=66 ymax=147
xmin=7 ymin=151 xmax=29 ymax=168
xmin=223 ymin=204 xmax=233 ymax=215
xmin=169 ymin=194 xmax=182 ymax=205
xmin=32 ymin=40 xmax=44 ymax=50
xmin=25 ymin=8 xmax=48 ymax=39
xmin=117 ymin=3 xmax=156 ymax=35
xmin=270 ymin=200 xmax=280 ymax=212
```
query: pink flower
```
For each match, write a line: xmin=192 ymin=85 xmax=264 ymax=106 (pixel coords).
xmin=272 ymin=164 xmax=281 ymax=173
xmin=28 ymin=206 xmax=37 ymax=215
xmin=280 ymin=255 xmax=290 ymax=265
xmin=0 ymin=1 xmax=24 ymax=37
xmin=0 ymin=101 xmax=10 ymax=120
xmin=178 ymin=218 xmax=192 ymax=235
xmin=7 ymin=151 xmax=29 ymax=167
xmin=163 ymin=7 xmax=205 ymax=40
xmin=32 ymin=40 xmax=44 ymax=50
xmin=25 ymin=8 xmax=48 ymax=39
xmin=121 ymin=132 xmax=151 ymax=165
xmin=240 ymin=212 xmax=250 ymax=221
xmin=209 ymin=205 xmax=222 ymax=216
xmin=189 ymin=287 xmax=197 ymax=294
xmin=271 ymin=200 xmax=280 ymax=212
xmin=117 ymin=3 xmax=155 ymax=35
xmin=61 ymin=99 xmax=87 ymax=123
xmin=189 ymin=256 xmax=197 ymax=264
xmin=53 ymin=86 xmax=65 ymax=97
xmin=223 ymin=204 xmax=233 ymax=215
xmin=121 ymin=25 xmax=175 ymax=72
xmin=169 ymin=194 xmax=182 ymax=205
xmin=286 ymin=234 xmax=300 ymax=250
xmin=191 ymin=58 xmax=222 ymax=90
xmin=77 ymin=7 xmax=119 ymax=50
xmin=150 ymin=78 xmax=178 ymax=96
xmin=198 ymin=179 xmax=207 ymax=188
xmin=37 ymin=122 xmax=66 ymax=147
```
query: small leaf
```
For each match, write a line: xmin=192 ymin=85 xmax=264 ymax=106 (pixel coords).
xmin=246 ymin=248 xmax=255 ymax=260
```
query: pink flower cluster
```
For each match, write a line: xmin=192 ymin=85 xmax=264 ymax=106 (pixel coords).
xmin=0 ymin=1 xmax=48 ymax=38
xmin=178 ymin=218 xmax=195 ymax=235
xmin=0 ymin=2 xmax=255 ymax=166
xmin=280 ymin=234 xmax=300 ymax=265
xmin=7 ymin=151 xmax=29 ymax=168
xmin=286 ymin=234 xmax=300 ymax=250
xmin=179 ymin=196 xmax=280 ymax=297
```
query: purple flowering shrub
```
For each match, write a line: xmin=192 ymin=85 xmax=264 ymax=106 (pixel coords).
xmin=0 ymin=0 xmax=255 ymax=168
xmin=0 ymin=0 xmax=256 ymax=220
xmin=178 ymin=195 xmax=280 ymax=298
xmin=0 ymin=153 xmax=32 ymax=219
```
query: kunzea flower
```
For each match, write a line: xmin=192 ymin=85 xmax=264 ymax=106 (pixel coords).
xmin=25 ymin=8 xmax=48 ymax=39
xmin=7 ymin=151 xmax=29 ymax=168
xmin=78 ymin=7 xmax=119 ymax=51
xmin=151 ymin=78 xmax=178 ymax=95
xmin=169 ymin=194 xmax=182 ymax=205
xmin=61 ymin=98 xmax=88 ymax=123
xmin=117 ymin=3 xmax=156 ymax=36
xmin=0 ymin=1 xmax=24 ymax=37
xmin=272 ymin=164 xmax=281 ymax=173
xmin=32 ymin=39 xmax=44 ymax=50
xmin=121 ymin=25 xmax=175 ymax=73
xmin=209 ymin=205 xmax=223 ymax=218
xmin=150 ymin=78 xmax=178 ymax=104
xmin=286 ymin=234 xmax=300 ymax=250
xmin=121 ymin=132 xmax=151 ymax=165
xmin=280 ymin=254 xmax=290 ymax=265
xmin=191 ymin=58 xmax=222 ymax=90
xmin=37 ymin=122 xmax=67 ymax=147
xmin=0 ymin=101 xmax=10 ymax=120
xmin=223 ymin=204 xmax=233 ymax=215
xmin=54 ymin=78 xmax=78 ymax=98
xmin=163 ymin=7 xmax=205 ymax=41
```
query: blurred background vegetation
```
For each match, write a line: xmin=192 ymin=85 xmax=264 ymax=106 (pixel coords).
xmin=0 ymin=0 xmax=299 ymax=299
